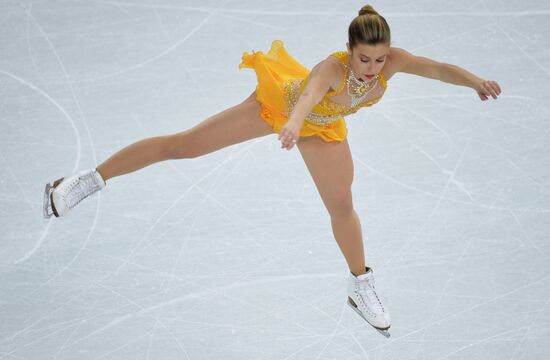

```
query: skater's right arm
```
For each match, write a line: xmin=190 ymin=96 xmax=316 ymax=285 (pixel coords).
xmin=279 ymin=58 xmax=339 ymax=150
xmin=287 ymin=59 xmax=340 ymax=126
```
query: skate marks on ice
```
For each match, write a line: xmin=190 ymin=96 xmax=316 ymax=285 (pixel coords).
xmin=1 ymin=0 xmax=550 ymax=359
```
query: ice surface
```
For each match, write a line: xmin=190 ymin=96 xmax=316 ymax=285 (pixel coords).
xmin=1 ymin=0 xmax=549 ymax=359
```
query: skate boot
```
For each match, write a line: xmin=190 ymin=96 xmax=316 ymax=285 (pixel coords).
xmin=43 ymin=168 xmax=106 ymax=218
xmin=347 ymin=266 xmax=391 ymax=337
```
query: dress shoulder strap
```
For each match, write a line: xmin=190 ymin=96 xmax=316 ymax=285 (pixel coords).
xmin=378 ymin=70 xmax=387 ymax=90
xmin=326 ymin=51 xmax=349 ymax=97
xmin=329 ymin=51 xmax=348 ymax=64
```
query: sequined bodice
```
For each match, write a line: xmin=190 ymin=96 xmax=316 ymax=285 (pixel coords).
xmin=283 ymin=51 xmax=387 ymax=126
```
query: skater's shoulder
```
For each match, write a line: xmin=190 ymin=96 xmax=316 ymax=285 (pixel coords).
xmin=305 ymin=56 xmax=343 ymax=94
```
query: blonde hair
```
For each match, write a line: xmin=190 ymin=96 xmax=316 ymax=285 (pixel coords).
xmin=348 ymin=5 xmax=391 ymax=48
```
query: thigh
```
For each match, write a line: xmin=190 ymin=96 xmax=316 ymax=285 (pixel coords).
xmin=297 ymin=136 xmax=354 ymax=217
xmin=167 ymin=91 xmax=274 ymax=159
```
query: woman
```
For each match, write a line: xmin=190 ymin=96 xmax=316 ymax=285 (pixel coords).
xmin=42 ymin=5 xmax=501 ymax=337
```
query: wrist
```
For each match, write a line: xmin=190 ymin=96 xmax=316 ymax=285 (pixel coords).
xmin=289 ymin=117 xmax=303 ymax=126
xmin=471 ymin=76 xmax=485 ymax=90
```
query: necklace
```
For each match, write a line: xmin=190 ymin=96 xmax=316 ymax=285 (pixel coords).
xmin=346 ymin=57 xmax=379 ymax=107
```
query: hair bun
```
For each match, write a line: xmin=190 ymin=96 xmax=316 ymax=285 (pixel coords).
xmin=358 ymin=5 xmax=378 ymax=16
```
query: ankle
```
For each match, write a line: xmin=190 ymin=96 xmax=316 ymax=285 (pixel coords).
xmin=351 ymin=266 xmax=371 ymax=277
xmin=352 ymin=269 xmax=366 ymax=277
xmin=95 ymin=167 xmax=108 ymax=185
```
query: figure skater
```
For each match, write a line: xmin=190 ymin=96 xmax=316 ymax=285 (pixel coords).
xmin=42 ymin=4 xmax=501 ymax=337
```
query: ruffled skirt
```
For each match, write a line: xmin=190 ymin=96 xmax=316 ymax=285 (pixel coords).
xmin=239 ymin=40 xmax=347 ymax=143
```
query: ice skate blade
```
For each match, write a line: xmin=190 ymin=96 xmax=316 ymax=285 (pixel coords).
xmin=347 ymin=299 xmax=391 ymax=338
xmin=43 ymin=178 xmax=64 ymax=219
xmin=43 ymin=182 xmax=53 ymax=219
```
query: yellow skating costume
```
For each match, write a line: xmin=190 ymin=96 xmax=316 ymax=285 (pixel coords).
xmin=239 ymin=39 xmax=387 ymax=142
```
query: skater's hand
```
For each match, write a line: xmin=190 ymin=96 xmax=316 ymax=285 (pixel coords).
xmin=279 ymin=120 xmax=301 ymax=150
xmin=476 ymin=79 xmax=501 ymax=101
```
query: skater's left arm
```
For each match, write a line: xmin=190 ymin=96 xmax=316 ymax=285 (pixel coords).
xmin=389 ymin=47 xmax=501 ymax=101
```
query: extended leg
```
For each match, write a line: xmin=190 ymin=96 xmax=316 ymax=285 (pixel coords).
xmin=96 ymin=91 xmax=273 ymax=182
xmin=44 ymin=91 xmax=273 ymax=218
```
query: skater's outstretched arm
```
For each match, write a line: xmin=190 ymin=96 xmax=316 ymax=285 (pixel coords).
xmin=388 ymin=47 xmax=502 ymax=101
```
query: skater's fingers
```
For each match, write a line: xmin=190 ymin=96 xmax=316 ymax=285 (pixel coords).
xmin=281 ymin=139 xmax=292 ymax=149
xmin=280 ymin=132 xmax=294 ymax=143
xmin=479 ymin=86 xmax=492 ymax=100
xmin=280 ymin=136 xmax=291 ymax=147
xmin=480 ymin=80 xmax=499 ymax=100
xmin=281 ymin=138 xmax=297 ymax=150
xmin=487 ymin=80 xmax=501 ymax=95
xmin=486 ymin=84 xmax=498 ymax=99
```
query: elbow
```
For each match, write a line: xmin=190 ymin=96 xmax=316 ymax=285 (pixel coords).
xmin=437 ymin=63 xmax=447 ymax=82
xmin=299 ymin=91 xmax=322 ymax=107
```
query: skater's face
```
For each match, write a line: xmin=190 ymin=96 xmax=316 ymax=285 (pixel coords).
xmin=346 ymin=42 xmax=389 ymax=82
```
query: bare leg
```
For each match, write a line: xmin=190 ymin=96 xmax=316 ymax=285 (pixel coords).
xmin=331 ymin=209 xmax=367 ymax=276
xmin=296 ymin=136 xmax=366 ymax=276
xmin=96 ymin=135 xmax=169 ymax=182
xmin=95 ymin=91 xmax=273 ymax=183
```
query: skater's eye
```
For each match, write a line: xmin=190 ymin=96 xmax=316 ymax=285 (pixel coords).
xmin=360 ymin=59 xmax=385 ymax=63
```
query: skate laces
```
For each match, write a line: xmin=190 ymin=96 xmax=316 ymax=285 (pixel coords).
xmin=65 ymin=172 xmax=100 ymax=209
xmin=357 ymin=278 xmax=385 ymax=314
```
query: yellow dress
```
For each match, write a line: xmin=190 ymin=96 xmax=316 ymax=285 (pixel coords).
xmin=238 ymin=39 xmax=387 ymax=142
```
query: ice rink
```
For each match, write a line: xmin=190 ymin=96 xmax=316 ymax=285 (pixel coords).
xmin=1 ymin=0 xmax=549 ymax=359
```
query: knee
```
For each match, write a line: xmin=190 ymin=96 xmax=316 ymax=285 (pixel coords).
xmin=325 ymin=192 xmax=354 ymax=218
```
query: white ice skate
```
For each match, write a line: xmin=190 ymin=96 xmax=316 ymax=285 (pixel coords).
xmin=347 ymin=266 xmax=391 ymax=337
xmin=43 ymin=168 xmax=106 ymax=218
